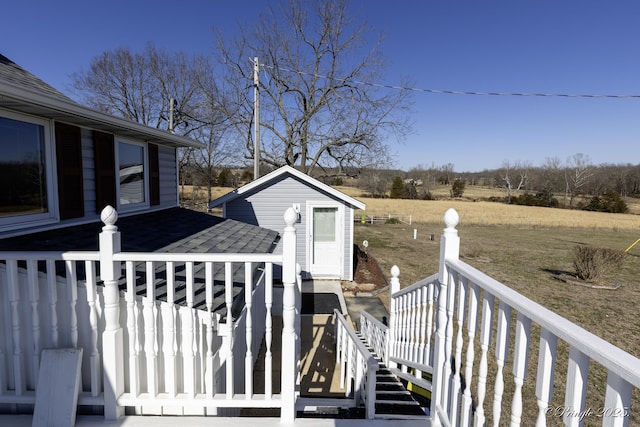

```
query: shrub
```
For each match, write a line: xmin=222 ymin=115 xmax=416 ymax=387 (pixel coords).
xmin=572 ymin=245 xmax=626 ymax=281
xmin=450 ymin=179 xmax=466 ymax=198
xmin=511 ymin=190 xmax=559 ymax=208
xmin=582 ymin=190 xmax=628 ymax=213
xmin=385 ymin=217 xmax=401 ymax=224
xmin=390 ymin=176 xmax=405 ymax=199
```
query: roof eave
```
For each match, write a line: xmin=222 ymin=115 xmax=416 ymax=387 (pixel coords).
xmin=0 ymin=80 xmax=205 ymax=149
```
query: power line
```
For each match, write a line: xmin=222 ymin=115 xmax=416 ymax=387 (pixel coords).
xmin=260 ymin=63 xmax=640 ymax=99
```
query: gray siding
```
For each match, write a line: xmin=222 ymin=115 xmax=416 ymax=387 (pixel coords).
xmin=225 ymin=174 xmax=355 ymax=280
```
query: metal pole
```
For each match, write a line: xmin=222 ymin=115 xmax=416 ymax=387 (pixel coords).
xmin=253 ymin=57 xmax=260 ymax=180
xmin=169 ymin=98 xmax=175 ymax=133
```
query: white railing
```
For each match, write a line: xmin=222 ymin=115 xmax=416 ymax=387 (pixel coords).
xmin=359 ymin=310 xmax=388 ymax=364
xmin=334 ymin=309 xmax=379 ymax=419
xmin=427 ymin=208 xmax=640 ymax=427
xmin=388 ymin=270 xmax=438 ymax=378
xmin=0 ymin=206 xmax=301 ymax=422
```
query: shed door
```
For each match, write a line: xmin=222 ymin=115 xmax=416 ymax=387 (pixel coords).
xmin=310 ymin=206 xmax=341 ymax=277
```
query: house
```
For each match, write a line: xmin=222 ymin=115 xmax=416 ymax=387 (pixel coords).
xmin=209 ymin=165 xmax=366 ymax=281
xmin=0 ymin=53 xmax=206 ymax=238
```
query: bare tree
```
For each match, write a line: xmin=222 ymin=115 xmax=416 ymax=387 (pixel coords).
xmin=500 ymin=161 xmax=529 ymax=203
xmin=215 ymin=0 xmax=412 ymax=175
xmin=71 ymin=44 xmax=210 ymax=133
xmin=564 ymin=153 xmax=593 ymax=207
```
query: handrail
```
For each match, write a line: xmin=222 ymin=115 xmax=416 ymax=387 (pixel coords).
xmin=334 ymin=309 xmax=379 ymax=419
xmin=392 ymin=273 xmax=439 ymax=298
xmin=446 ymin=258 xmax=640 ymax=387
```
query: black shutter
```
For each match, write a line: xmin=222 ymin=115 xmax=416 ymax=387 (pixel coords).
xmin=93 ymin=131 xmax=116 ymax=213
xmin=55 ymin=122 xmax=84 ymax=219
xmin=148 ymin=143 xmax=160 ymax=206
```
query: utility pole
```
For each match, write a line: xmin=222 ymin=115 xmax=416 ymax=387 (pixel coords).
xmin=253 ymin=57 xmax=260 ymax=180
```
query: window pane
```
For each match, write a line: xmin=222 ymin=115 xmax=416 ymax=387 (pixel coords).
xmin=0 ymin=117 xmax=47 ymax=217
xmin=313 ymin=207 xmax=337 ymax=242
xmin=119 ymin=142 xmax=145 ymax=205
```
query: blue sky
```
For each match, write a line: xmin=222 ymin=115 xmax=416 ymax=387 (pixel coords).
xmin=3 ymin=1 xmax=640 ymax=172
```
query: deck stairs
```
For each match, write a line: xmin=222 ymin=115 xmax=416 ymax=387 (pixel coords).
xmin=355 ymin=331 xmax=429 ymax=419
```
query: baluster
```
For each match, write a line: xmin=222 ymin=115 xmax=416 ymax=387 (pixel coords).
xmin=460 ymin=281 xmax=480 ymax=426
xmin=125 ymin=261 xmax=140 ymax=397
xmin=245 ymin=262 xmax=253 ymax=398
xmin=419 ymin=287 xmax=427 ymax=366
xmin=441 ymin=269 xmax=456 ymax=415
xmin=509 ymin=313 xmax=531 ymax=427
xmin=46 ymin=260 xmax=58 ymax=347
xmin=144 ymin=261 xmax=158 ymax=396
xmin=493 ymin=301 xmax=512 ymax=426
xmin=27 ymin=260 xmax=41 ymax=388
xmin=425 ymin=282 xmax=434 ymax=366
xmin=225 ymin=261 xmax=234 ymax=398
xmin=7 ymin=260 xmax=25 ymax=395
xmin=563 ymin=347 xmax=589 ymax=427
xmin=204 ymin=261 xmax=214 ymax=398
xmin=603 ymin=371 xmax=632 ymax=427
xmin=84 ymin=261 xmax=101 ymax=396
xmin=346 ymin=335 xmax=354 ymax=397
xmin=337 ymin=320 xmax=346 ymax=389
xmin=401 ymin=294 xmax=409 ymax=367
xmin=163 ymin=261 xmax=177 ymax=397
xmin=475 ymin=292 xmax=495 ymax=426
xmin=409 ymin=290 xmax=417 ymax=365
xmin=65 ymin=260 xmax=78 ymax=347
xmin=450 ymin=273 xmax=466 ymax=427
xmin=535 ymin=328 xmax=557 ymax=427
xmin=264 ymin=262 xmax=273 ymax=398
xmin=183 ymin=261 xmax=195 ymax=396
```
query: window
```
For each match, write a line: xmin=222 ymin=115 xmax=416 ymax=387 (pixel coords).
xmin=0 ymin=110 xmax=55 ymax=227
xmin=117 ymin=140 xmax=147 ymax=208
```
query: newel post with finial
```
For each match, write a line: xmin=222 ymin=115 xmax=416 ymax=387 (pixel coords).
xmin=99 ymin=206 xmax=124 ymax=419
xmin=280 ymin=207 xmax=298 ymax=422
xmin=430 ymin=208 xmax=460 ymax=426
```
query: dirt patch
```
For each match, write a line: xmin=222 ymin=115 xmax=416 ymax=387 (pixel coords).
xmin=345 ymin=245 xmax=388 ymax=294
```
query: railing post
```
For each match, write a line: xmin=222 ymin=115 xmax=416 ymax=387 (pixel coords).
xmin=99 ymin=206 xmax=124 ymax=420
xmin=431 ymin=208 xmax=459 ymax=426
xmin=387 ymin=265 xmax=400 ymax=368
xmin=280 ymin=207 xmax=298 ymax=423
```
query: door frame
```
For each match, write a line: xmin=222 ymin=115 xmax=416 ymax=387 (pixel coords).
xmin=306 ymin=201 xmax=344 ymax=279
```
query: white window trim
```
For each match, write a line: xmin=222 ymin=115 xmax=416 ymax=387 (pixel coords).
xmin=0 ymin=109 xmax=58 ymax=231
xmin=115 ymin=139 xmax=149 ymax=212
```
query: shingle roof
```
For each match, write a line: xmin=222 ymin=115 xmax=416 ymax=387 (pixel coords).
xmin=0 ymin=207 xmax=278 ymax=253
xmin=0 ymin=54 xmax=72 ymax=101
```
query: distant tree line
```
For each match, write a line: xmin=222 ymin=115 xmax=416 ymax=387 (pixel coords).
xmin=360 ymin=154 xmax=639 ymax=214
